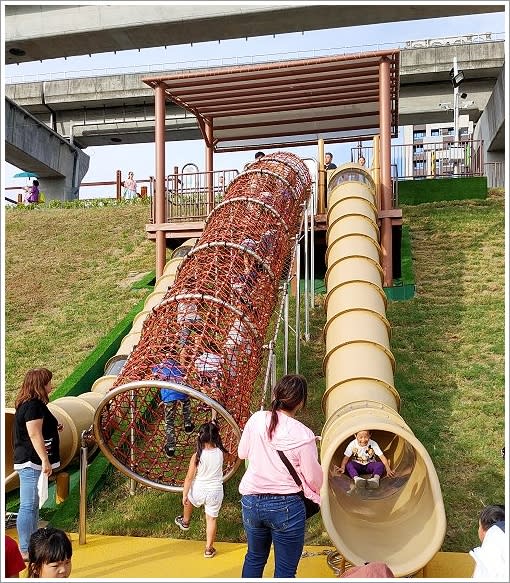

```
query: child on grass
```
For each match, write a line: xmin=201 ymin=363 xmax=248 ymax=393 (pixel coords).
xmin=175 ymin=422 xmax=227 ymax=558
xmin=336 ymin=430 xmax=395 ymax=489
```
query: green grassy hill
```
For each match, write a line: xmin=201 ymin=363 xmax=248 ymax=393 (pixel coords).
xmin=4 ymin=191 xmax=505 ymax=553
xmin=389 ymin=191 xmax=505 ymax=550
xmin=4 ymin=201 xmax=154 ymax=405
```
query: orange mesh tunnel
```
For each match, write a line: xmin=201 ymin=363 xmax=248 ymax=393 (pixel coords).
xmin=94 ymin=152 xmax=312 ymax=491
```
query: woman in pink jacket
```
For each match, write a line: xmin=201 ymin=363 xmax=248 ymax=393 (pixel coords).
xmin=238 ymin=374 xmax=323 ymax=578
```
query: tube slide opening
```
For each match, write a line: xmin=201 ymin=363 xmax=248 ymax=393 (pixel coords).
xmin=329 ymin=431 xmax=416 ymax=501
xmin=104 ymin=354 xmax=128 ymax=376
xmin=320 ymin=402 xmax=446 ymax=577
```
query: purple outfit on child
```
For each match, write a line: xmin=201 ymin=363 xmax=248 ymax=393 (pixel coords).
xmin=344 ymin=437 xmax=385 ymax=478
xmin=27 ymin=184 xmax=39 ymax=203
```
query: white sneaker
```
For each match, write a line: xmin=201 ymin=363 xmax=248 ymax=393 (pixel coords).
xmin=353 ymin=476 xmax=366 ymax=489
xmin=366 ymin=475 xmax=380 ymax=489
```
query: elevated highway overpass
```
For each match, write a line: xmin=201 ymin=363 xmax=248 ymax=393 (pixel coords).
xmin=5 ymin=41 xmax=505 ymax=149
xmin=5 ymin=97 xmax=90 ymax=200
xmin=5 ymin=4 xmax=503 ymax=65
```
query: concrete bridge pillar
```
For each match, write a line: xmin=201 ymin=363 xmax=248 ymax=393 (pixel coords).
xmin=5 ymin=97 xmax=90 ymax=201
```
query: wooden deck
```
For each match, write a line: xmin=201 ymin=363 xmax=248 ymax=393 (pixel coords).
xmin=144 ymin=209 xmax=401 ymax=246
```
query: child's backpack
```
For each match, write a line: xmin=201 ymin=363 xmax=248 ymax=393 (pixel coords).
xmin=38 ymin=191 xmax=46 ymax=203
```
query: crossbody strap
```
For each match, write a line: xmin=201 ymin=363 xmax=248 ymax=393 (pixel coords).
xmin=277 ymin=450 xmax=303 ymax=488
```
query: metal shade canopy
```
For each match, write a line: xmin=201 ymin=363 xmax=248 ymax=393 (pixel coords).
xmin=143 ymin=50 xmax=400 ymax=152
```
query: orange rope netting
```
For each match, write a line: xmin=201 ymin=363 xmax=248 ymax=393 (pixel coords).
xmin=97 ymin=152 xmax=311 ymax=490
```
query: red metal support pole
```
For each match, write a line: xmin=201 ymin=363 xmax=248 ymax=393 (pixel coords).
xmin=205 ymin=120 xmax=214 ymax=214
xmin=116 ymin=169 xmax=122 ymax=201
xmin=379 ymin=57 xmax=393 ymax=287
xmin=155 ymin=82 xmax=167 ymax=279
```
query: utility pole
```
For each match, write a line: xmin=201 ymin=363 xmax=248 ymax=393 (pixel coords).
xmin=452 ymin=57 xmax=459 ymax=144
xmin=449 ymin=57 xmax=465 ymax=176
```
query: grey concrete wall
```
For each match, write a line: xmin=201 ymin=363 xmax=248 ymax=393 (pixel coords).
xmin=399 ymin=42 xmax=505 ymax=82
xmin=473 ymin=66 xmax=505 ymax=155
xmin=5 ymin=43 xmax=504 ymax=147
xmin=5 ymin=97 xmax=89 ymax=200
xmin=473 ymin=66 xmax=505 ymax=187
xmin=6 ymin=4 xmax=503 ymax=64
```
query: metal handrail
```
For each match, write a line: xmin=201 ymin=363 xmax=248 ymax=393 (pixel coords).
xmin=149 ymin=168 xmax=239 ymax=223
xmin=351 ymin=139 xmax=484 ymax=181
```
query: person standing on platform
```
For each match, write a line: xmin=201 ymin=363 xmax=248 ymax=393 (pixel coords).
xmin=324 ymin=152 xmax=337 ymax=208
xmin=324 ymin=152 xmax=337 ymax=171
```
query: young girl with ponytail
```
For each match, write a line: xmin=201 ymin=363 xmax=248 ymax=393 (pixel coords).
xmin=174 ymin=421 xmax=227 ymax=558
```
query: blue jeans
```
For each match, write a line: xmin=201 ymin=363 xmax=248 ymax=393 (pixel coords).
xmin=241 ymin=494 xmax=305 ymax=578
xmin=17 ymin=466 xmax=41 ymax=553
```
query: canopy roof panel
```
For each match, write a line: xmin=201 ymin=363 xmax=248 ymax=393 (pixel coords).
xmin=143 ymin=50 xmax=400 ymax=152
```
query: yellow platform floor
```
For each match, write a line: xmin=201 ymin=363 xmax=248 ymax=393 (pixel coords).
xmin=8 ymin=528 xmax=475 ymax=579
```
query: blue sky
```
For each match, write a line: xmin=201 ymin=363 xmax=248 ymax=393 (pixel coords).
xmin=3 ymin=9 xmax=506 ymax=198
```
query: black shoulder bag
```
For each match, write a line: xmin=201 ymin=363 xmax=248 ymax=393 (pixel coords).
xmin=277 ymin=450 xmax=320 ymax=520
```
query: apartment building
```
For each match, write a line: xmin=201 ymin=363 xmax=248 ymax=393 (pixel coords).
xmin=402 ymin=115 xmax=474 ymax=179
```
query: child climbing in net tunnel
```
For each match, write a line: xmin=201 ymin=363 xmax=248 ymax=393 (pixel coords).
xmin=223 ymin=314 xmax=252 ymax=378
xmin=152 ymin=357 xmax=195 ymax=458
xmin=334 ymin=429 xmax=395 ymax=489
xmin=177 ymin=276 xmax=203 ymax=347
xmin=184 ymin=334 xmax=224 ymax=423
xmin=231 ymin=238 xmax=260 ymax=309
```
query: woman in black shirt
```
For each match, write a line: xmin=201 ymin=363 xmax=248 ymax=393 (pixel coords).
xmin=13 ymin=368 xmax=61 ymax=560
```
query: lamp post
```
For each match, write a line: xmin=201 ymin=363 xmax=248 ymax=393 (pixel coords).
xmin=453 ymin=60 xmax=458 ymax=142
xmin=449 ymin=57 xmax=465 ymax=175
xmin=449 ymin=57 xmax=465 ymax=141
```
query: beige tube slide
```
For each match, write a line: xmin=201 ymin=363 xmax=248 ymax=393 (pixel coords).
xmin=4 ymin=240 xmax=196 ymax=493
xmin=320 ymin=164 xmax=446 ymax=577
